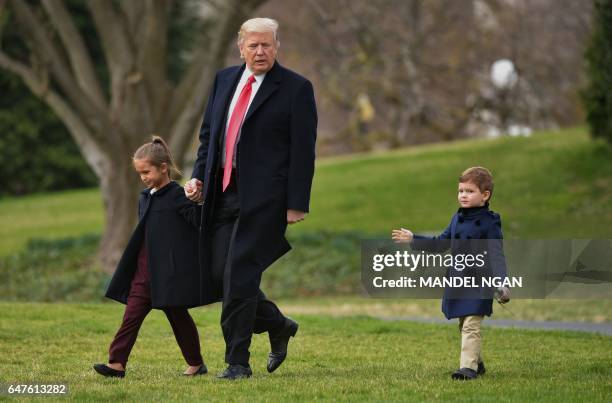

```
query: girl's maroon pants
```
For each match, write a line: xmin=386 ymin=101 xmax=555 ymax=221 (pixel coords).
xmin=108 ymin=245 xmax=203 ymax=367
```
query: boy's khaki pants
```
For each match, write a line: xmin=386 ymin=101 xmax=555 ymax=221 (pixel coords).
xmin=458 ymin=315 xmax=484 ymax=370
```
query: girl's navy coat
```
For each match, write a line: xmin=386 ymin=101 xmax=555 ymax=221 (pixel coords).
xmin=413 ymin=204 xmax=508 ymax=319
xmin=105 ymin=181 xmax=219 ymax=308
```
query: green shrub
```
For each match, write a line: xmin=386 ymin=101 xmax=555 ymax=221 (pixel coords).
xmin=11 ymin=227 xmax=612 ymax=302
xmin=0 ymin=75 xmax=97 ymax=196
xmin=263 ymin=231 xmax=365 ymax=297
xmin=0 ymin=234 xmax=108 ymax=302
xmin=0 ymin=231 xmax=367 ymax=302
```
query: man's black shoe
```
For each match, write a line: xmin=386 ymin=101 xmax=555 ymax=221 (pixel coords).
xmin=477 ymin=361 xmax=486 ymax=375
xmin=93 ymin=363 xmax=125 ymax=378
xmin=267 ymin=317 xmax=299 ymax=373
xmin=451 ymin=367 xmax=478 ymax=380
xmin=217 ymin=364 xmax=252 ymax=380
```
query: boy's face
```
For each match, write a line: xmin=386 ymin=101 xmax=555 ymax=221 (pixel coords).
xmin=133 ymin=159 xmax=169 ymax=189
xmin=457 ymin=181 xmax=490 ymax=208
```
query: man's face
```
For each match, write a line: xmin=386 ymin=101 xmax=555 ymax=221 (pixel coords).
xmin=239 ymin=31 xmax=277 ymax=75
xmin=457 ymin=181 xmax=490 ymax=208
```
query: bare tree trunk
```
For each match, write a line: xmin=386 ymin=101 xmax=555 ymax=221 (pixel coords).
xmin=98 ymin=156 xmax=142 ymax=273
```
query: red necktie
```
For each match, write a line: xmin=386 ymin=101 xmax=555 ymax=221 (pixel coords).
xmin=223 ymin=74 xmax=256 ymax=191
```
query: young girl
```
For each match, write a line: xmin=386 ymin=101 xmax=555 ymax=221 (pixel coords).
xmin=94 ymin=136 xmax=217 ymax=378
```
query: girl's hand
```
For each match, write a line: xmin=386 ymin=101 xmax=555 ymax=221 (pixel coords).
xmin=185 ymin=178 xmax=204 ymax=203
xmin=391 ymin=228 xmax=413 ymax=243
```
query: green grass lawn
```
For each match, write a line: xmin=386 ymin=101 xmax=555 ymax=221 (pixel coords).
xmin=0 ymin=188 xmax=102 ymax=256
xmin=0 ymin=302 xmax=610 ymax=402
xmin=2 ymin=127 xmax=611 ymax=256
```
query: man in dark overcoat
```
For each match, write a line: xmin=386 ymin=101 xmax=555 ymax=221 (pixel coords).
xmin=185 ymin=17 xmax=317 ymax=379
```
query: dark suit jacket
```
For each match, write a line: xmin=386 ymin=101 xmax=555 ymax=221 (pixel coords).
xmin=192 ymin=61 xmax=317 ymax=298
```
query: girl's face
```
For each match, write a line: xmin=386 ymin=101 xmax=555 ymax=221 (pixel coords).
xmin=133 ymin=159 xmax=169 ymax=189
xmin=457 ymin=181 xmax=490 ymax=208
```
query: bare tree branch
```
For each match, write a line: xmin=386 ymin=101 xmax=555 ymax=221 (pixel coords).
xmin=41 ymin=0 xmax=107 ymax=110
xmin=10 ymin=0 xmax=111 ymax=143
xmin=0 ymin=49 xmax=107 ymax=177
xmin=138 ymin=0 xmax=171 ymax=126
xmin=86 ymin=0 xmax=142 ymax=126
xmin=86 ymin=0 xmax=134 ymax=73
xmin=167 ymin=0 xmax=266 ymax=162
xmin=119 ymin=1 xmax=145 ymax=41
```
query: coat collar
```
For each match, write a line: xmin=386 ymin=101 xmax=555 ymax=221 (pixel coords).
xmin=218 ymin=65 xmax=246 ymax=118
xmin=457 ymin=202 xmax=490 ymax=217
xmin=140 ymin=180 xmax=176 ymax=197
xmin=244 ymin=61 xmax=282 ymax=122
xmin=219 ymin=61 xmax=284 ymax=121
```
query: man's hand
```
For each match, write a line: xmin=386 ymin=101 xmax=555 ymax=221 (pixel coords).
xmin=287 ymin=209 xmax=306 ymax=224
xmin=495 ymin=286 xmax=511 ymax=304
xmin=185 ymin=178 xmax=204 ymax=203
xmin=391 ymin=228 xmax=414 ymax=243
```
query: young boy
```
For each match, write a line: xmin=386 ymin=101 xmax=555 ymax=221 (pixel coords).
xmin=392 ymin=166 xmax=510 ymax=380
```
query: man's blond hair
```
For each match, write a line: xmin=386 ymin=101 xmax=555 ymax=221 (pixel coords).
xmin=237 ymin=17 xmax=280 ymax=46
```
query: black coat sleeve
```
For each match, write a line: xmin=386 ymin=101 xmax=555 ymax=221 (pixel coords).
xmin=172 ymin=186 xmax=202 ymax=229
xmin=192 ymin=74 xmax=219 ymax=181
xmin=287 ymin=80 xmax=317 ymax=213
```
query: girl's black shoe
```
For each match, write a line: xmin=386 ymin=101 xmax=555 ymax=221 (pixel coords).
xmin=93 ymin=363 xmax=125 ymax=378
xmin=182 ymin=363 xmax=208 ymax=376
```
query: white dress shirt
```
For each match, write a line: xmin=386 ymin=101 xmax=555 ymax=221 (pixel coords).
xmin=221 ymin=66 xmax=266 ymax=168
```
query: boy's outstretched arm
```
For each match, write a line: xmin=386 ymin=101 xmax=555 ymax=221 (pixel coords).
xmin=410 ymin=220 xmax=453 ymax=253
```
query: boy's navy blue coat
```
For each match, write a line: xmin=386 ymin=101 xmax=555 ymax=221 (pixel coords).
xmin=413 ymin=204 xmax=507 ymax=319
xmin=105 ymin=181 xmax=219 ymax=309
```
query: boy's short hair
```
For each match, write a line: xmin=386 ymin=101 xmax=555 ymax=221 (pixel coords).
xmin=459 ymin=166 xmax=494 ymax=200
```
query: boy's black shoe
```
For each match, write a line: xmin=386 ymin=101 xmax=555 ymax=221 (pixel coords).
xmin=93 ymin=363 xmax=125 ymax=378
xmin=267 ymin=317 xmax=299 ymax=373
xmin=217 ymin=364 xmax=252 ymax=380
xmin=182 ymin=363 xmax=208 ymax=376
xmin=451 ymin=367 xmax=478 ymax=380
xmin=477 ymin=361 xmax=486 ymax=375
